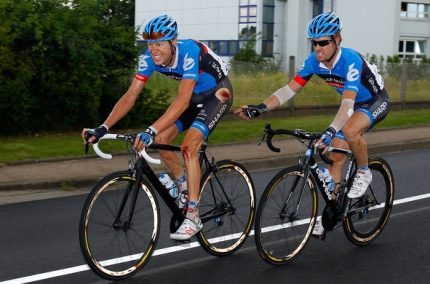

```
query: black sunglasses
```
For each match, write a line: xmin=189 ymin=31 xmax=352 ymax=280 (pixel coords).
xmin=311 ymin=39 xmax=334 ymax=47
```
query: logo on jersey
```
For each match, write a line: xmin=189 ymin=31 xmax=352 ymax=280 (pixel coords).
xmin=325 ymin=77 xmax=345 ymax=89
xmin=138 ymin=55 xmax=150 ymax=72
xmin=347 ymin=63 xmax=359 ymax=82
xmin=211 ymin=62 xmax=224 ymax=79
xmin=183 ymin=53 xmax=195 ymax=71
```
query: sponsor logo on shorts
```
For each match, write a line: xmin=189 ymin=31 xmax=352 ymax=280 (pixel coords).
xmin=208 ymin=104 xmax=228 ymax=129
xmin=373 ymin=101 xmax=387 ymax=119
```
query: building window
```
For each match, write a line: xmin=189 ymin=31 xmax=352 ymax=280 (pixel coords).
xmin=201 ymin=40 xmax=241 ymax=56
xmin=398 ymin=40 xmax=427 ymax=61
xmin=238 ymin=0 xmax=274 ymax=57
xmin=239 ymin=5 xmax=257 ymax=23
xmin=261 ymin=3 xmax=274 ymax=57
xmin=239 ymin=3 xmax=257 ymax=40
xmin=312 ymin=0 xmax=324 ymax=18
xmin=401 ymin=2 xmax=429 ymax=18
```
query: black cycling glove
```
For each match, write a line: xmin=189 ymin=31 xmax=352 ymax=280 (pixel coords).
xmin=320 ymin=127 xmax=336 ymax=147
xmin=243 ymin=103 xmax=268 ymax=119
xmin=85 ymin=125 xmax=108 ymax=143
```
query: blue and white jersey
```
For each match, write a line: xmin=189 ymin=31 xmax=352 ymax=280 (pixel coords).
xmin=295 ymin=47 xmax=384 ymax=102
xmin=135 ymin=39 xmax=228 ymax=94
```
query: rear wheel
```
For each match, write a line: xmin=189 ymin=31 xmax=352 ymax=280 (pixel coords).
xmin=196 ymin=160 xmax=255 ymax=256
xmin=254 ymin=166 xmax=318 ymax=265
xmin=343 ymin=157 xmax=395 ymax=245
xmin=79 ymin=171 xmax=160 ymax=280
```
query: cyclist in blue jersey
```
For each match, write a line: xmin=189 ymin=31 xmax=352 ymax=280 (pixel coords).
xmin=234 ymin=12 xmax=390 ymax=237
xmin=82 ymin=15 xmax=233 ymax=241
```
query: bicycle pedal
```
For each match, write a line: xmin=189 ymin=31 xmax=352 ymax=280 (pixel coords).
xmin=173 ymin=239 xmax=191 ymax=244
xmin=312 ymin=230 xmax=328 ymax=241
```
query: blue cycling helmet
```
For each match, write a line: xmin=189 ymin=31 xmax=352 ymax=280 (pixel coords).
xmin=142 ymin=15 xmax=179 ymax=42
xmin=308 ymin=12 xmax=342 ymax=38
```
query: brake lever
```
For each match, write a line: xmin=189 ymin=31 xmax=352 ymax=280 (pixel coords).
xmin=85 ymin=142 xmax=89 ymax=156
xmin=83 ymin=130 xmax=95 ymax=156
xmin=258 ymin=129 xmax=267 ymax=146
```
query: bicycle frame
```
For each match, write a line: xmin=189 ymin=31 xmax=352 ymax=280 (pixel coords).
xmin=260 ymin=123 xmax=358 ymax=232
xmin=119 ymin=139 xmax=234 ymax=228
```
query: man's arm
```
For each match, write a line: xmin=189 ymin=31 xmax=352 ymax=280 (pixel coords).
xmin=82 ymin=78 xmax=146 ymax=144
xmin=103 ymin=78 xmax=146 ymax=129
xmin=234 ymin=79 xmax=303 ymax=119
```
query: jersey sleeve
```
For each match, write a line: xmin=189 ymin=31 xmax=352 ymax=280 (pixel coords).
xmin=135 ymin=51 xmax=156 ymax=82
xmin=294 ymin=54 xmax=315 ymax=87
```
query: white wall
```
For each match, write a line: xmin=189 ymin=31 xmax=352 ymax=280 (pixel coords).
xmin=135 ymin=0 xmax=239 ymax=41
xmin=336 ymin=0 xmax=399 ymax=59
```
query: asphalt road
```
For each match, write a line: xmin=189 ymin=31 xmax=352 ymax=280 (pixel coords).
xmin=1 ymin=148 xmax=430 ymax=284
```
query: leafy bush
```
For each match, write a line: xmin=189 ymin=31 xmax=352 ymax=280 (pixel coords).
xmin=0 ymin=0 xmax=142 ymax=136
xmin=229 ymin=36 xmax=281 ymax=75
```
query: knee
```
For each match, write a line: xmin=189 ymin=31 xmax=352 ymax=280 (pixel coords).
xmin=341 ymin=126 xmax=360 ymax=143
xmin=180 ymin=144 xmax=199 ymax=162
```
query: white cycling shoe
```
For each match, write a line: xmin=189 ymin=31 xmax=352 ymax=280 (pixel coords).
xmin=347 ymin=169 xmax=372 ymax=199
xmin=312 ymin=220 xmax=325 ymax=238
xmin=170 ymin=218 xmax=203 ymax=241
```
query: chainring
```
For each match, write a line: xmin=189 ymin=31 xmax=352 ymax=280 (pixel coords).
xmin=321 ymin=204 xmax=340 ymax=231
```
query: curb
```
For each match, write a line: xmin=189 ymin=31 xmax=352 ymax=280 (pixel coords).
xmin=1 ymin=138 xmax=429 ymax=192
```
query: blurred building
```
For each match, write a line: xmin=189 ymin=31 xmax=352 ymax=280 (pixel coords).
xmin=135 ymin=0 xmax=430 ymax=70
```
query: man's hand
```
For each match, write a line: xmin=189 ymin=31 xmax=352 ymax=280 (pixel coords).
xmin=82 ymin=125 xmax=108 ymax=144
xmin=234 ymin=103 xmax=268 ymax=120
xmin=135 ymin=126 xmax=158 ymax=150
xmin=316 ymin=127 xmax=336 ymax=154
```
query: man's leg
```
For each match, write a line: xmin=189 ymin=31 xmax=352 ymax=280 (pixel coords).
xmin=179 ymin=127 xmax=204 ymax=203
xmin=328 ymin=137 xmax=349 ymax=198
xmin=155 ymin=124 xmax=186 ymax=180
xmin=170 ymin=128 xmax=204 ymax=240
xmin=341 ymin=112 xmax=370 ymax=168
xmin=342 ymin=112 xmax=372 ymax=198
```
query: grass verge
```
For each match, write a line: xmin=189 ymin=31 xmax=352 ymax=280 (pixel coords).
xmin=0 ymin=109 xmax=428 ymax=164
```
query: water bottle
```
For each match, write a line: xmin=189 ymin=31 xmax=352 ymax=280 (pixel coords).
xmin=159 ymin=173 xmax=179 ymax=200
xmin=177 ymin=173 xmax=188 ymax=209
xmin=320 ymin=168 xmax=335 ymax=192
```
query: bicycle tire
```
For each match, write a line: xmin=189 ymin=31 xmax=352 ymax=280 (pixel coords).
xmin=79 ymin=171 xmax=160 ymax=281
xmin=343 ymin=157 xmax=395 ymax=246
xmin=254 ymin=165 xmax=318 ymax=265
xmin=196 ymin=160 xmax=256 ymax=256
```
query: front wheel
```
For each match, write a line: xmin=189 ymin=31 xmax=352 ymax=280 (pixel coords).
xmin=254 ymin=165 xmax=318 ymax=266
xmin=196 ymin=160 xmax=256 ymax=256
xmin=79 ymin=171 xmax=160 ymax=281
xmin=343 ymin=157 xmax=395 ymax=246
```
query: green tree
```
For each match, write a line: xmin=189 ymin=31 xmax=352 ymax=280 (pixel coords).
xmin=0 ymin=0 xmax=141 ymax=135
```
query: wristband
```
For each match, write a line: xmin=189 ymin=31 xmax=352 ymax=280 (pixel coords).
xmin=148 ymin=125 xmax=158 ymax=135
xmin=324 ymin=126 xmax=336 ymax=138
xmin=100 ymin=124 xmax=109 ymax=131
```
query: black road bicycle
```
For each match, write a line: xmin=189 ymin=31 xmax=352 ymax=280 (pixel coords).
xmin=79 ymin=133 xmax=256 ymax=280
xmin=254 ymin=123 xmax=394 ymax=266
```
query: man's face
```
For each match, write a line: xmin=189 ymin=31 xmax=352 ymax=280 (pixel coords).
xmin=147 ymin=40 xmax=173 ymax=66
xmin=311 ymin=36 xmax=336 ymax=62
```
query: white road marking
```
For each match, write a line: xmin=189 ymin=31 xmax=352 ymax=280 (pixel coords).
xmin=1 ymin=193 xmax=430 ymax=284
